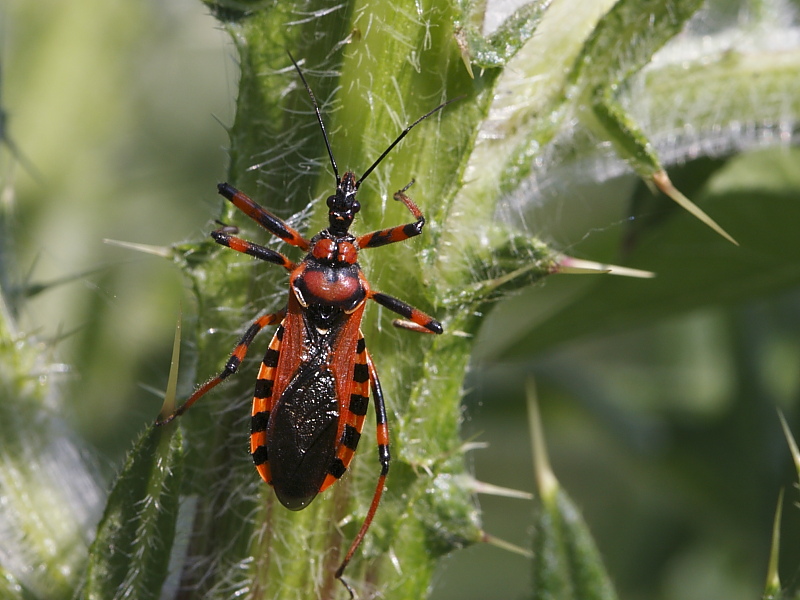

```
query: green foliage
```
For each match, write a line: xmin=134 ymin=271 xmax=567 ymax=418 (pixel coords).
xmin=0 ymin=296 xmax=102 ymax=600
xmin=81 ymin=426 xmax=185 ymax=600
xmin=3 ymin=0 xmax=800 ymax=599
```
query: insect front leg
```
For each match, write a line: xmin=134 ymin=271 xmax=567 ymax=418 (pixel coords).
xmin=335 ymin=350 xmax=390 ymax=598
xmin=217 ymin=182 xmax=312 ymax=251
xmin=355 ymin=180 xmax=426 ymax=249
xmin=155 ymin=309 xmax=286 ymax=425
xmin=368 ymin=290 xmax=443 ymax=334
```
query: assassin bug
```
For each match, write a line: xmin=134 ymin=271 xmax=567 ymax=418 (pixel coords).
xmin=156 ymin=53 xmax=453 ymax=596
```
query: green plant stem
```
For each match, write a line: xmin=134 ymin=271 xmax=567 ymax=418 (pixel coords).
xmin=168 ymin=3 xmax=533 ymax=598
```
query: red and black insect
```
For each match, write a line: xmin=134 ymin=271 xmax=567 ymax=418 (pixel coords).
xmin=157 ymin=53 xmax=452 ymax=595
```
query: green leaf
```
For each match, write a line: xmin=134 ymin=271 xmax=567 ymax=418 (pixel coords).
xmin=528 ymin=381 xmax=619 ymax=600
xmin=0 ymin=569 xmax=39 ymax=600
xmin=454 ymin=0 xmax=551 ymax=72
xmin=533 ymin=488 xmax=620 ymax=600
xmin=0 ymin=296 xmax=102 ymax=600
xmin=80 ymin=425 xmax=184 ymax=600
xmin=763 ymin=490 xmax=783 ymax=600
xmin=493 ymin=147 xmax=800 ymax=358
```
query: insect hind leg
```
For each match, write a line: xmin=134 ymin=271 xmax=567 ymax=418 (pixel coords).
xmin=335 ymin=350 xmax=390 ymax=597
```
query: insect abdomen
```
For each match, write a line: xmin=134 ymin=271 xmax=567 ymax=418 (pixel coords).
xmin=267 ymin=364 xmax=339 ymax=510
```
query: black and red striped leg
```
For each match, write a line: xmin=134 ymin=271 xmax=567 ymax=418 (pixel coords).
xmin=368 ymin=290 xmax=443 ymax=334
xmin=211 ymin=228 xmax=296 ymax=271
xmin=217 ymin=182 xmax=312 ymax=251
xmin=335 ymin=350 xmax=390 ymax=598
xmin=356 ymin=180 xmax=425 ymax=249
xmin=155 ymin=309 xmax=286 ymax=425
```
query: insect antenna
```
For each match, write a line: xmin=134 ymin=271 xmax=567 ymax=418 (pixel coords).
xmin=356 ymin=96 xmax=461 ymax=188
xmin=287 ymin=51 xmax=340 ymax=184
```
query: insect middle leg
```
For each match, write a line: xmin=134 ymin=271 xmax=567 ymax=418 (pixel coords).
xmin=210 ymin=227 xmax=296 ymax=270
xmin=368 ymin=290 xmax=442 ymax=334
xmin=335 ymin=350 xmax=390 ymax=597
xmin=155 ymin=309 xmax=286 ymax=425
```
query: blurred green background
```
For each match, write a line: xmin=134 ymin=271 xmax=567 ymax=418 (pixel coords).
xmin=3 ymin=1 xmax=800 ymax=599
xmin=3 ymin=0 xmax=231 ymax=457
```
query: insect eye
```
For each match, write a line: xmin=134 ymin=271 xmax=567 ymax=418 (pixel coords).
xmin=351 ymin=200 xmax=360 ymax=214
xmin=326 ymin=195 xmax=337 ymax=208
